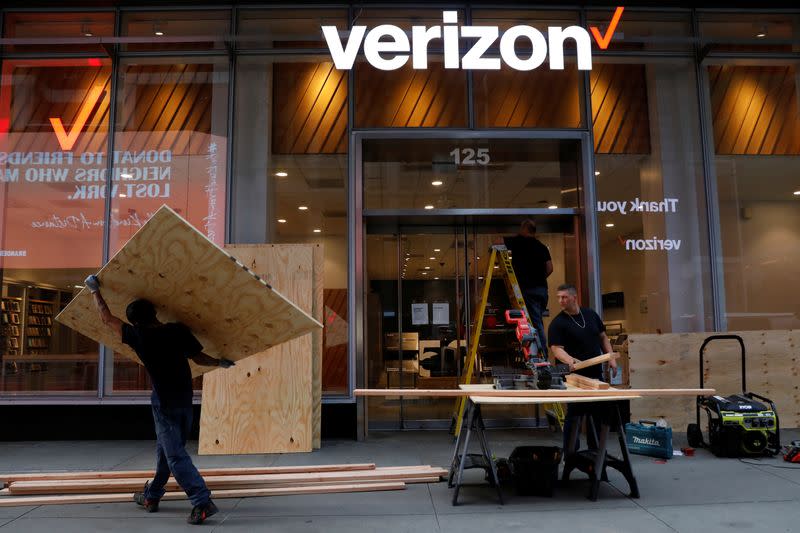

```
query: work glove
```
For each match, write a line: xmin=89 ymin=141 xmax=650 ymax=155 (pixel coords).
xmin=84 ymin=275 xmax=100 ymax=293
xmin=218 ymin=358 xmax=236 ymax=369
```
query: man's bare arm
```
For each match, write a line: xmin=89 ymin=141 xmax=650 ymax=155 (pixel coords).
xmin=91 ymin=291 xmax=123 ymax=338
xmin=550 ymin=345 xmax=577 ymax=371
xmin=599 ymin=332 xmax=618 ymax=377
xmin=545 ymin=260 xmax=554 ymax=278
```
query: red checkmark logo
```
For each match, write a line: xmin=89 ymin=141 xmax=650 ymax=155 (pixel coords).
xmin=590 ymin=6 xmax=625 ymax=50
xmin=49 ymin=85 xmax=104 ymax=151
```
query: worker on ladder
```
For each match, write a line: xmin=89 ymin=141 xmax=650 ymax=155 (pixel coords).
xmin=495 ymin=219 xmax=553 ymax=351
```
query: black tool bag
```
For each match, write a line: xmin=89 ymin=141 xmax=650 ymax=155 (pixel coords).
xmin=508 ymin=446 xmax=562 ymax=497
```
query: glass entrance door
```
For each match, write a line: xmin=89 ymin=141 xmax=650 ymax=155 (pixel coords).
xmin=365 ymin=220 xmax=579 ymax=429
xmin=358 ymin=134 xmax=589 ymax=430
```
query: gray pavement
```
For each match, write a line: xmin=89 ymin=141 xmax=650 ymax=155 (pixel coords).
xmin=0 ymin=428 xmax=798 ymax=532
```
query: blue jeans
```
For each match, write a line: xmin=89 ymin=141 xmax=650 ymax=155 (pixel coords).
xmin=522 ymin=286 xmax=548 ymax=353
xmin=144 ymin=405 xmax=211 ymax=507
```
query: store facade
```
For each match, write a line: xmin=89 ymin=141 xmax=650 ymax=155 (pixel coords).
xmin=0 ymin=3 xmax=798 ymax=436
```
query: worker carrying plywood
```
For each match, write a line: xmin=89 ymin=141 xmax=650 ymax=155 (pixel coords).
xmin=85 ymin=274 xmax=235 ymax=525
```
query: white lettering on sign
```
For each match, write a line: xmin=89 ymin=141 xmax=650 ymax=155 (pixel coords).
xmin=322 ymin=11 xmax=593 ymax=71
xmin=625 ymin=238 xmax=682 ymax=252
xmin=597 ymin=198 xmax=679 ymax=214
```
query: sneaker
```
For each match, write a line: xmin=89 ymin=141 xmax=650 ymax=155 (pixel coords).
xmin=187 ymin=500 xmax=218 ymax=525
xmin=133 ymin=481 xmax=160 ymax=512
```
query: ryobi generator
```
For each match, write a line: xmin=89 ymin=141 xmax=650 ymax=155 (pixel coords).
xmin=687 ymin=335 xmax=781 ymax=458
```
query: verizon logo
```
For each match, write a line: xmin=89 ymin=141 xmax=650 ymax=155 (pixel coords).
xmin=323 ymin=7 xmax=624 ymax=72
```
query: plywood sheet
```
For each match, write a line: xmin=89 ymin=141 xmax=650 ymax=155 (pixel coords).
xmin=200 ymin=244 xmax=318 ymax=454
xmin=629 ymin=330 xmax=799 ymax=429
xmin=311 ymin=245 xmax=324 ymax=448
xmin=56 ymin=206 xmax=322 ymax=378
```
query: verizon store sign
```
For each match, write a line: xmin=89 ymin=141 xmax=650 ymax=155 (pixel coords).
xmin=322 ymin=8 xmax=623 ymax=72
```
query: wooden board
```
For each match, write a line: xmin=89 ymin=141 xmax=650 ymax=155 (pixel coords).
xmin=377 ymin=386 xmax=705 ymax=397
xmin=55 ymin=206 xmax=322 ymax=377
xmin=0 ymin=482 xmax=406 ymax=507
xmin=8 ymin=468 xmax=447 ymax=495
xmin=628 ymin=330 xmax=800 ymax=429
xmin=200 ymin=244 xmax=322 ymax=454
xmin=565 ymin=374 xmax=610 ymax=390
xmin=0 ymin=463 xmax=376 ymax=487
xmin=312 ymin=245 xmax=324 ymax=448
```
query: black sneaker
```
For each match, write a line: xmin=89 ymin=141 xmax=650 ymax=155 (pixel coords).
xmin=187 ymin=500 xmax=218 ymax=525
xmin=133 ymin=481 xmax=159 ymax=512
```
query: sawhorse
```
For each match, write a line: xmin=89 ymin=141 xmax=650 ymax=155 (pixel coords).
xmin=562 ymin=402 xmax=640 ymax=501
xmin=447 ymin=398 xmax=503 ymax=506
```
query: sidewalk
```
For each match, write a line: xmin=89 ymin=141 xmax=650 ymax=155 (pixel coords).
xmin=0 ymin=428 xmax=798 ymax=532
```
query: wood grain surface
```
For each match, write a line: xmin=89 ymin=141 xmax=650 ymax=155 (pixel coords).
xmin=200 ymin=244 xmax=320 ymax=454
xmin=628 ymin=330 xmax=799 ymax=429
xmin=55 ymin=206 xmax=322 ymax=378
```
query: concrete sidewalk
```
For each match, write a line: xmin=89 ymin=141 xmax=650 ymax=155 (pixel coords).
xmin=0 ymin=428 xmax=798 ymax=532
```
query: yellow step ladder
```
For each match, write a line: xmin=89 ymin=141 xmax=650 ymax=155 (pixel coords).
xmin=452 ymin=244 xmax=562 ymax=436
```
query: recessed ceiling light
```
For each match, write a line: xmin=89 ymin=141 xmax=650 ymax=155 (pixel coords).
xmin=277 ymin=218 xmax=287 ymax=223
xmin=424 ymin=205 xmax=434 ymax=210
xmin=84 ymin=31 xmax=93 ymax=37
xmin=476 ymin=256 xmax=480 ymax=260
xmin=494 ymin=265 xmax=499 ymax=269
xmin=548 ymin=205 xmax=558 ymax=210
xmin=429 ymin=257 xmax=435 ymax=260
xmin=422 ymin=272 xmax=428 ymax=275
xmin=274 ymin=171 xmax=288 ymax=177
xmin=434 ymin=248 xmax=441 ymax=252
xmin=794 ymin=190 xmax=800 ymax=196
xmin=298 ymin=206 xmax=308 ymax=210
xmin=313 ymin=228 xmax=322 ymax=233
xmin=434 ymin=277 xmax=439 ymax=280
xmin=154 ymin=30 xmax=164 ymax=36
xmin=595 ymin=170 xmax=601 ymax=176
xmin=605 ymin=223 xmax=615 ymax=228
xmin=425 ymin=266 xmax=431 ymax=270
xmin=756 ymin=31 xmax=766 ymax=38
xmin=432 ymin=180 xmax=443 ymax=186
xmin=478 ymin=276 xmax=484 ymax=280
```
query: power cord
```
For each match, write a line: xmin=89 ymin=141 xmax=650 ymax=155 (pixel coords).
xmin=738 ymin=458 xmax=800 ymax=470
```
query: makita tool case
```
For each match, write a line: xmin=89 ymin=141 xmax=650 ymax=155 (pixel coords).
xmin=625 ymin=420 xmax=673 ymax=459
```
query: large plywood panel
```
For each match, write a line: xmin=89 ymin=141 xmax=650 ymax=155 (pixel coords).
xmin=629 ymin=330 xmax=799 ymax=429
xmin=56 ymin=206 xmax=322 ymax=378
xmin=199 ymin=244 xmax=323 ymax=454
xmin=311 ymin=245 xmax=324 ymax=448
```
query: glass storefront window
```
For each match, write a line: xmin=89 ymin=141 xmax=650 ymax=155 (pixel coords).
xmin=587 ymin=9 xmax=693 ymax=53
xmin=595 ymin=59 xmax=713 ymax=335
xmin=107 ymin=56 xmax=229 ymax=395
xmin=237 ymin=8 xmax=348 ymax=49
xmin=0 ymin=58 xmax=110 ymax=394
xmin=2 ymin=12 xmax=114 ymax=54
xmin=121 ymin=10 xmax=230 ymax=52
xmin=709 ymin=64 xmax=800 ymax=330
xmin=363 ymin=138 xmax=581 ymax=210
xmin=232 ymin=56 xmax=349 ymax=395
xmin=698 ymin=12 xmax=800 ymax=53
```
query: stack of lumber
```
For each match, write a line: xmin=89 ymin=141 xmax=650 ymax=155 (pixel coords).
xmin=565 ymin=374 xmax=610 ymax=390
xmin=0 ymin=463 xmax=445 ymax=507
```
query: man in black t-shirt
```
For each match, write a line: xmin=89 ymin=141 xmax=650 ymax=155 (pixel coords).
xmin=548 ymin=283 xmax=617 ymax=451
xmin=500 ymin=219 xmax=553 ymax=352
xmin=86 ymin=275 xmax=234 ymax=526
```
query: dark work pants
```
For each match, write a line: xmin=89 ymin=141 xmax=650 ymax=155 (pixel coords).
xmin=144 ymin=405 xmax=211 ymax=507
xmin=522 ymin=285 xmax=549 ymax=352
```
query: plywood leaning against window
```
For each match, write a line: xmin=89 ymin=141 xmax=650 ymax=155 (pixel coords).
xmin=55 ymin=206 xmax=323 ymax=378
xmin=199 ymin=244 xmax=324 ymax=454
xmin=628 ymin=331 xmax=799 ymax=429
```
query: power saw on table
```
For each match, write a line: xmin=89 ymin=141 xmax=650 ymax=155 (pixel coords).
xmin=502 ymin=309 xmax=617 ymax=390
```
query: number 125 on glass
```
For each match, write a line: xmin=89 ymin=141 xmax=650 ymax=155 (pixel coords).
xmin=450 ymin=148 xmax=490 ymax=166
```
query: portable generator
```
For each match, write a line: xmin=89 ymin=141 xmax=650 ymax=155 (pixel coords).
xmin=686 ymin=335 xmax=781 ymax=457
